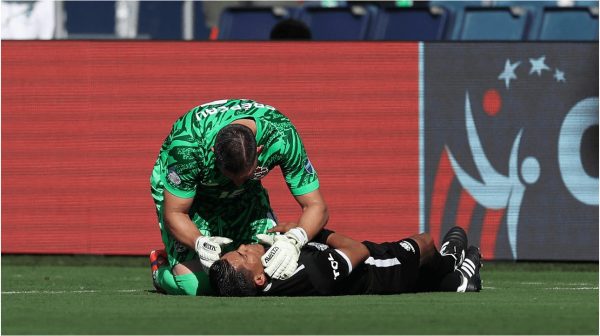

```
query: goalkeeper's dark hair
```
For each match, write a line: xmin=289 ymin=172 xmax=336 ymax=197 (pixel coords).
xmin=214 ymin=124 xmax=257 ymax=175
xmin=209 ymin=259 xmax=258 ymax=297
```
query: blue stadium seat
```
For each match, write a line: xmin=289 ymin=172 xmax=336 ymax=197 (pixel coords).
xmin=137 ymin=1 xmax=184 ymax=39
xmin=296 ymin=5 xmax=376 ymax=40
xmin=194 ymin=1 xmax=211 ymax=40
xmin=64 ymin=1 xmax=116 ymax=38
xmin=453 ymin=6 xmax=532 ymax=40
xmin=534 ymin=7 xmax=599 ymax=41
xmin=371 ymin=6 xmax=448 ymax=40
xmin=217 ymin=7 xmax=295 ymax=40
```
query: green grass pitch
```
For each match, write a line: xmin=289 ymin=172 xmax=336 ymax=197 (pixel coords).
xmin=2 ymin=255 xmax=598 ymax=335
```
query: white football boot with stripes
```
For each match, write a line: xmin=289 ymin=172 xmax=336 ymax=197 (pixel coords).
xmin=457 ymin=246 xmax=482 ymax=292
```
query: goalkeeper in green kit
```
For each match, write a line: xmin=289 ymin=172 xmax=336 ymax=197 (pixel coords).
xmin=149 ymin=99 xmax=329 ymax=295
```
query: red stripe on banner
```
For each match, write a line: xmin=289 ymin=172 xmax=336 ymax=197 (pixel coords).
xmin=480 ymin=208 xmax=505 ymax=260
xmin=455 ymin=189 xmax=476 ymax=234
xmin=429 ymin=150 xmax=454 ymax=246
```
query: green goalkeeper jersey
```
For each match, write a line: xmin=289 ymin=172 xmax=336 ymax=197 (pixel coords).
xmin=151 ymin=99 xmax=319 ymax=208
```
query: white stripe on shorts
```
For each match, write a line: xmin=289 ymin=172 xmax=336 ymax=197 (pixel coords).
xmin=364 ymin=257 xmax=401 ymax=268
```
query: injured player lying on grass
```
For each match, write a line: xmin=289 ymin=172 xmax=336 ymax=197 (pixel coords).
xmin=208 ymin=226 xmax=482 ymax=296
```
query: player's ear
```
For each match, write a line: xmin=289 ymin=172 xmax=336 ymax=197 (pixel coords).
xmin=254 ymin=273 xmax=266 ymax=287
xmin=257 ymin=145 xmax=264 ymax=154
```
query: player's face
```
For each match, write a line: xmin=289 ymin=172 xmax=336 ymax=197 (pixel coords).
xmin=222 ymin=243 xmax=266 ymax=276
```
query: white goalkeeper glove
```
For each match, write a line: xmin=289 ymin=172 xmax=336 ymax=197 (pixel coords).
xmin=257 ymin=227 xmax=308 ymax=280
xmin=195 ymin=236 xmax=233 ymax=273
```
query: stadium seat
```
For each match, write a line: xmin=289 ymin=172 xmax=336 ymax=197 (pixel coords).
xmin=194 ymin=1 xmax=211 ymax=40
xmin=370 ymin=6 xmax=448 ymax=40
xmin=453 ymin=6 xmax=532 ymax=40
xmin=217 ymin=7 xmax=295 ymax=40
xmin=534 ymin=7 xmax=599 ymax=41
xmin=137 ymin=1 xmax=184 ymax=39
xmin=64 ymin=1 xmax=116 ymax=38
xmin=296 ymin=5 xmax=376 ymax=40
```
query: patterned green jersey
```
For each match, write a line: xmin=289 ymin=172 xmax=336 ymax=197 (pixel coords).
xmin=151 ymin=99 xmax=319 ymax=208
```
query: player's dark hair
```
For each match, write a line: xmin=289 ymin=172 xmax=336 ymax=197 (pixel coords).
xmin=214 ymin=124 xmax=257 ymax=175
xmin=209 ymin=259 xmax=258 ymax=297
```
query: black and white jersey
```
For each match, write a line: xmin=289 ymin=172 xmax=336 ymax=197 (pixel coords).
xmin=259 ymin=239 xmax=421 ymax=296
xmin=259 ymin=242 xmax=354 ymax=296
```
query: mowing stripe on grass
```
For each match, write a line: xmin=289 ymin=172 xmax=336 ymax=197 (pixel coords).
xmin=3 ymin=289 xmax=142 ymax=294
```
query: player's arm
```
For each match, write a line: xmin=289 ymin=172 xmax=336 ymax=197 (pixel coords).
xmin=162 ymin=190 xmax=198 ymax=249
xmin=259 ymin=124 xmax=328 ymax=280
xmin=161 ymin=133 xmax=232 ymax=272
xmin=163 ymin=190 xmax=232 ymax=272
xmin=321 ymin=231 xmax=370 ymax=270
xmin=293 ymin=189 xmax=329 ymax=241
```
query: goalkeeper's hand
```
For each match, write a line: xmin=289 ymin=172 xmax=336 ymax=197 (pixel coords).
xmin=257 ymin=227 xmax=308 ymax=280
xmin=195 ymin=236 xmax=233 ymax=273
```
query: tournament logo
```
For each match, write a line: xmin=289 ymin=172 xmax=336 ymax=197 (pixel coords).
xmin=424 ymin=44 xmax=598 ymax=261
xmin=304 ymin=159 xmax=315 ymax=174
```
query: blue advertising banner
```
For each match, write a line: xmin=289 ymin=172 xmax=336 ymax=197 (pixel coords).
xmin=423 ymin=43 xmax=598 ymax=261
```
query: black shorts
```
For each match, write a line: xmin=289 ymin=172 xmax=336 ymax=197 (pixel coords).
xmin=360 ymin=238 xmax=421 ymax=295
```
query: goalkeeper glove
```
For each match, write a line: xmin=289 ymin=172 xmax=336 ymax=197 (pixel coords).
xmin=195 ymin=236 xmax=233 ymax=273
xmin=257 ymin=227 xmax=308 ymax=280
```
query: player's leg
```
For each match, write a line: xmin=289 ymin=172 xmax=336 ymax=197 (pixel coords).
xmin=406 ymin=232 xmax=439 ymax=266
xmin=411 ymin=232 xmax=457 ymax=277
xmin=438 ymin=246 xmax=482 ymax=292
xmin=439 ymin=226 xmax=468 ymax=269
xmin=150 ymin=161 xmax=218 ymax=296
xmin=433 ymin=226 xmax=482 ymax=292
xmin=412 ymin=227 xmax=468 ymax=292
xmin=152 ymin=206 xmax=216 ymax=295
xmin=150 ymin=249 xmax=168 ymax=294
xmin=159 ymin=211 xmax=220 ymax=296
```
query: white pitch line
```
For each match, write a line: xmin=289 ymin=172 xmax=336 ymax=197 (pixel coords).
xmin=544 ymin=287 xmax=598 ymax=290
xmin=2 ymin=289 xmax=142 ymax=295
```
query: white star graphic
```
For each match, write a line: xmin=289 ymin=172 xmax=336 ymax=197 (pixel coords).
xmin=529 ymin=56 xmax=550 ymax=76
xmin=554 ymin=68 xmax=566 ymax=82
xmin=498 ymin=59 xmax=521 ymax=89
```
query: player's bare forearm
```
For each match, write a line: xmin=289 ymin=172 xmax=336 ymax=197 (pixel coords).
xmin=294 ymin=189 xmax=329 ymax=240
xmin=163 ymin=190 xmax=201 ymax=249
xmin=164 ymin=212 xmax=202 ymax=248
xmin=324 ymin=232 xmax=369 ymax=269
